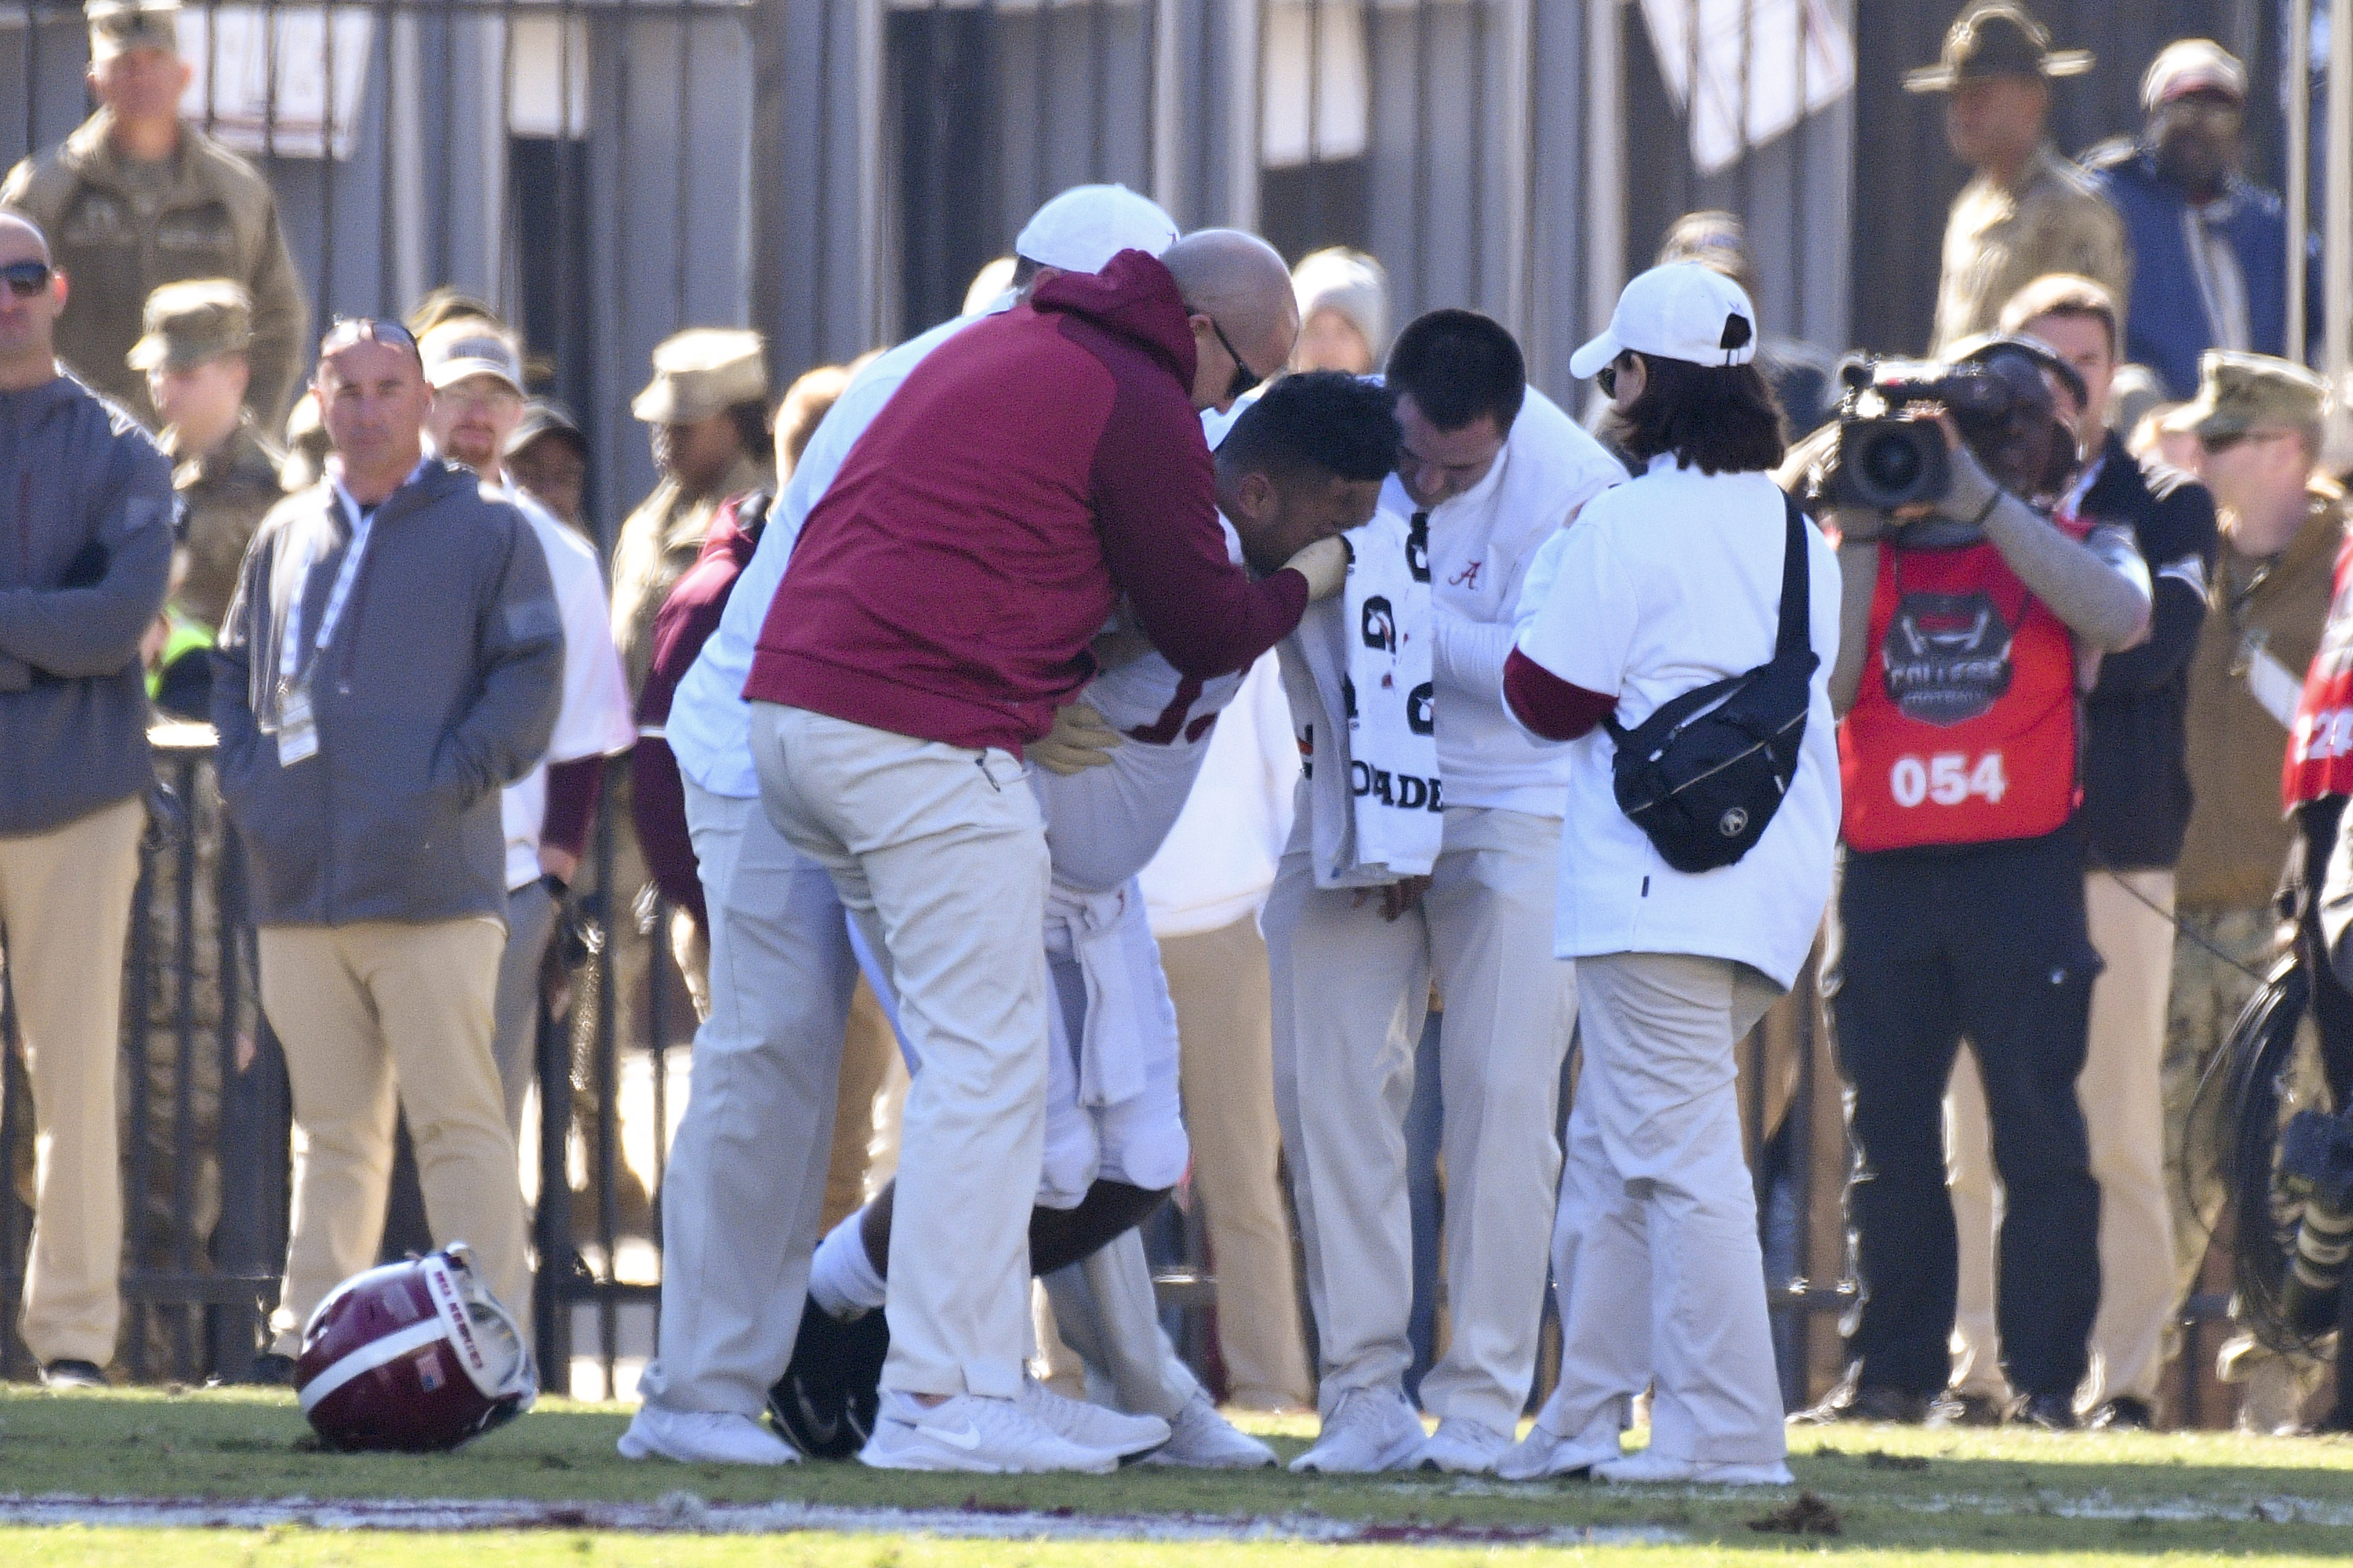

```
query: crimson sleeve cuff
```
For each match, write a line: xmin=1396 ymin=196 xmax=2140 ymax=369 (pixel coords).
xmin=1503 ymin=646 xmax=1616 ymax=741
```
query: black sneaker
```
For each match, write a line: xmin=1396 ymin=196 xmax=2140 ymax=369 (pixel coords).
xmin=240 ymin=1353 xmax=299 ymax=1387
xmin=39 ymin=1359 xmax=106 ymax=1390
xmin=2014 ymin=1392 xmax=2080 ymax=1431
xmin=2088 ymin=1396 xmax=2155 ymax=1431
xmin=1928 ymin=1390 xmax=2007 ymax=1427
xmin=766 ymin=1294 xmax=889 ymax=1459
xmin=1789 ymin=1385 xmax=1929 ymax=1425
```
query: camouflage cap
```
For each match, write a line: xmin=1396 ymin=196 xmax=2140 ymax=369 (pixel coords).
xmin=1904 ymin=2 xmax=2091 ymax=93
xmin=86 ymin=0 xmax=179 ymax=59
xmin=128 ymin=279 xmax=252 ymax=371
xmin=2165 ymin=350 xmax=2329 ymax=442
xmin=632 ymin=328 xmax=767 ymax=426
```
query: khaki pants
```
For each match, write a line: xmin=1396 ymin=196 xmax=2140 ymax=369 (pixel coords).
xmin=1161 ymin=914 xmax=1312 ymax=1409
xmin=636 ymin=784 xmax=857 ymax=1416
xmin=1948 ymin=869 xmax=2178 ymax=1406
xmin=0 ymin=796 xmax=145 ymax=1366
xmin=259 ymin=917 xmax=530 ymax=1354
xmin=752 ymin=703 xmax=1050 ymax=1400
xmin=1539 ymin=953 xmax=1786 ymax=1463
xmin=1266 ymin=806 xmax=1575 ymax=1433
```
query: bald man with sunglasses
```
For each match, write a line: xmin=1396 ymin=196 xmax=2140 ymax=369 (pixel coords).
xmin=0 ymin=212 xmax=173 ymax=1389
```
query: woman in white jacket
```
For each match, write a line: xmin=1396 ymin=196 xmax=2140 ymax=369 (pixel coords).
xmin=1495 ymin=264 xmax=1842 ymax=1485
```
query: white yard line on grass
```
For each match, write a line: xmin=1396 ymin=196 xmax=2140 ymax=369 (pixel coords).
xmin=0 ymin=1492 xmax=1682 ymax=1546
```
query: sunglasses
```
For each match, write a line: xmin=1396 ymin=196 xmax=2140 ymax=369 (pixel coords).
xmin=1596 ymin=351 xmax=1636 ymax=399
xmin=2198 ymin=427 xmax=2290 ymax=455
xmin=319 ymin=315 xmax=420 ymax=359
xmin=1208 ymin=315 xmax=1264 ymax=402
xmin=1 ymin=259 xmax=54 ymax=299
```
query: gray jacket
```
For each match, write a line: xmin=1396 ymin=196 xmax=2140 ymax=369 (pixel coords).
xmin=0 ymin=373 xmax=173 ymax=835
xmin=213 ymin=460 xmax=564 ymax=926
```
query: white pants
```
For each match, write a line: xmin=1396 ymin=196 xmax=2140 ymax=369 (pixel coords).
xmin=754 ymin=704 xmax=1050 ymax=1400
xmin=634 ymin=782 xmax=857 ymax=1416
xmin=852 ymin=882 xmax=1175 ymax=1214
xmin=1264 ymin=805 xmax=1575 ymax=1431
xmin=1040 ymin=880 xmax=1188 ymax=1206
xmin=1041 ymin=1229 xmax=1201 ymax=1420
xmin=1537 ymin=952 xmax=1786 ymax=1465
xmin=1948 ymin=869 xmax=2177 ymax=1407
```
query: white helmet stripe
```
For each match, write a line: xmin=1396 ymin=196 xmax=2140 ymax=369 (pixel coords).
xmin=297 ymin=1318 xmax=449 ymax=1413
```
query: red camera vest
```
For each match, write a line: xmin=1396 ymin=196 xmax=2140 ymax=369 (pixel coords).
xmin=2283 ymin=537 xmax=2353 ymax=808
xmin=1840 ymin=528 xmax=2082 ymax=852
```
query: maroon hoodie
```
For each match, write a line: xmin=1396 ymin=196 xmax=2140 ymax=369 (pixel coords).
xmin=742 ymin=249 xmax=1308 ymax=755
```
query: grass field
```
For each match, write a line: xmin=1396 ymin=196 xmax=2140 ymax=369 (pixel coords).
xmin=0 ymin=1387 xmax=2347 ymax=1564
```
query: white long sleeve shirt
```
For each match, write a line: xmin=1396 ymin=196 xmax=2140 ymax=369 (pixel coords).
xmin=1396 ymin=386 xmax=1626 ymax=815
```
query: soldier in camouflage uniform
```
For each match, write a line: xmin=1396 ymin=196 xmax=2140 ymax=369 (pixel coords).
xmin=2164 ymin=353 xmax=2343 ymax=1429
xmin=1907 ymin=3 xmax=2129 ymax=355
xmin=133 ymin=283 xmax=283 ymax=687
xmin=611 ymin=329 xmax=774 ymax=694
xmin=123 ymin=284 xmax=284 ymax=1371
xmin=604 ymin=330 xmax=771 ymax=1069
xmin=0 ymin=0 xmax=308 ymax=428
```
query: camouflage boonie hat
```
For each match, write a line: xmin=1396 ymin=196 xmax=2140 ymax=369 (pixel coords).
xmin=632 ymin=328 xmax=768 ymax=426
xmin=128 ymin=279 xmax=253 ymax=372
xmin=2165 ymin=351 xmax=2330 ymax=444
xmin=86 ymin=0 xmax=179 ymax=59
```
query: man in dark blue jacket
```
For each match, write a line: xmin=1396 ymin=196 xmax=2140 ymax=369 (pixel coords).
xmin=0 ymin=212 xmax=173 ymax=1390
xmin=2088 ymin=39 xmax=2319 ymax=399
xmin=214 ymin=318 xmax=562 ymax=1380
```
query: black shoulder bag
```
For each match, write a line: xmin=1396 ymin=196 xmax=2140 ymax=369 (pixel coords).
xmin=1599 ymin=490 xmax=1817 ymax=875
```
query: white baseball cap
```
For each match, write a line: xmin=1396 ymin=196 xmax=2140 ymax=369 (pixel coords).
xmin=420 ymin=318 xmax=524 ymax=395
xmin=1014 ymin=183 xmax=1180 ymax=273
xmin=1569 ymin=262 xmax=1758 ymax=379
xmin=2141 ymin=39 xmax=2245 ymax=110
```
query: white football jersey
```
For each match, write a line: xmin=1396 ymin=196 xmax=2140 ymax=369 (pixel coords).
xmin=1032 ymin=522 xmax=1253 ymax=892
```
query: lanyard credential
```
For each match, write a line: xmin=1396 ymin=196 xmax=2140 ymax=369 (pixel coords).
xmin=275 ymin=482 xmax=390 ymax=766
xmin=279 ymin=484 xmax=380 ymax=687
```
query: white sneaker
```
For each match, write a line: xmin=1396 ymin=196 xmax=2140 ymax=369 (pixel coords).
xmin=1146 ymin=1390 xmax=1279 ymax=1468
xmin=1019 ymin=1374 xmax=1170 ymax=1460
xmin=616 ymin=1405 xmax=800 ymax=1465
xmin=1495 ymin=1419 xmax=1624 ymax=1480
xmin=1416 ymin=1416 xmax=1513 ymax=1474
xmin=1594 ymin=1450 xmax=1793 ymax=1487
xmin=859 ymin=1389 xmax=1117 ymax=1473
xmin=1288 ymin=1386 xmax=1426 ymax=1473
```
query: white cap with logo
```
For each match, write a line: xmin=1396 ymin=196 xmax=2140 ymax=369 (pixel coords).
xmin=1571 ymin=262 xmax=1758 ymax=379
xmin=420 ymin=319 xmax=525 ymax=395
xmin=1014 ymin=183 xmax=1180 ymax=273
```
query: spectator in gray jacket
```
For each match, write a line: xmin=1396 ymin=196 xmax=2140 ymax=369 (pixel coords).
xmin=0 ymin=211 xmax=173 ymax=1389
xmin=212 ymin=316 xmax=563 ymax=1381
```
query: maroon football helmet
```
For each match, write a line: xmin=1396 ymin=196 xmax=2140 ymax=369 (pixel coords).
xmin=296 ymin=1243 xmax=537 ymax=1452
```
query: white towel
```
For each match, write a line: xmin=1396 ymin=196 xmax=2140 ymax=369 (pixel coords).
xmin=1038 ymin=877 xmax=1184 ymax=1207
xmin=1277 ymin=506 xmax=1444 ymax=889
xmin=1042 ymin=879 xmax=1162 ymax=1111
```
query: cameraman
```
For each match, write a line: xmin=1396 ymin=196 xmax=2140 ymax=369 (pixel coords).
xmin=1940 ymin=276 xmax=2218 ymax=1431
xmin=1803 ymin=337 xmax=2150 ymax=1428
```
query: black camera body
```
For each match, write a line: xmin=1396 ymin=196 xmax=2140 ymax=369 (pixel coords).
xmin=1831 ymin=359 xmax=2022 ymax=511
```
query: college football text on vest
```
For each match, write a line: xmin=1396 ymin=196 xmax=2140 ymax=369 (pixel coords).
xmin=1840 ymin=532 xmax=2080 ymax=851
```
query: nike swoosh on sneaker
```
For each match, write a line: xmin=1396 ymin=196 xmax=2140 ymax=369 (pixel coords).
xmin=918 ymin=1421 xmax=984 ymax=1451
